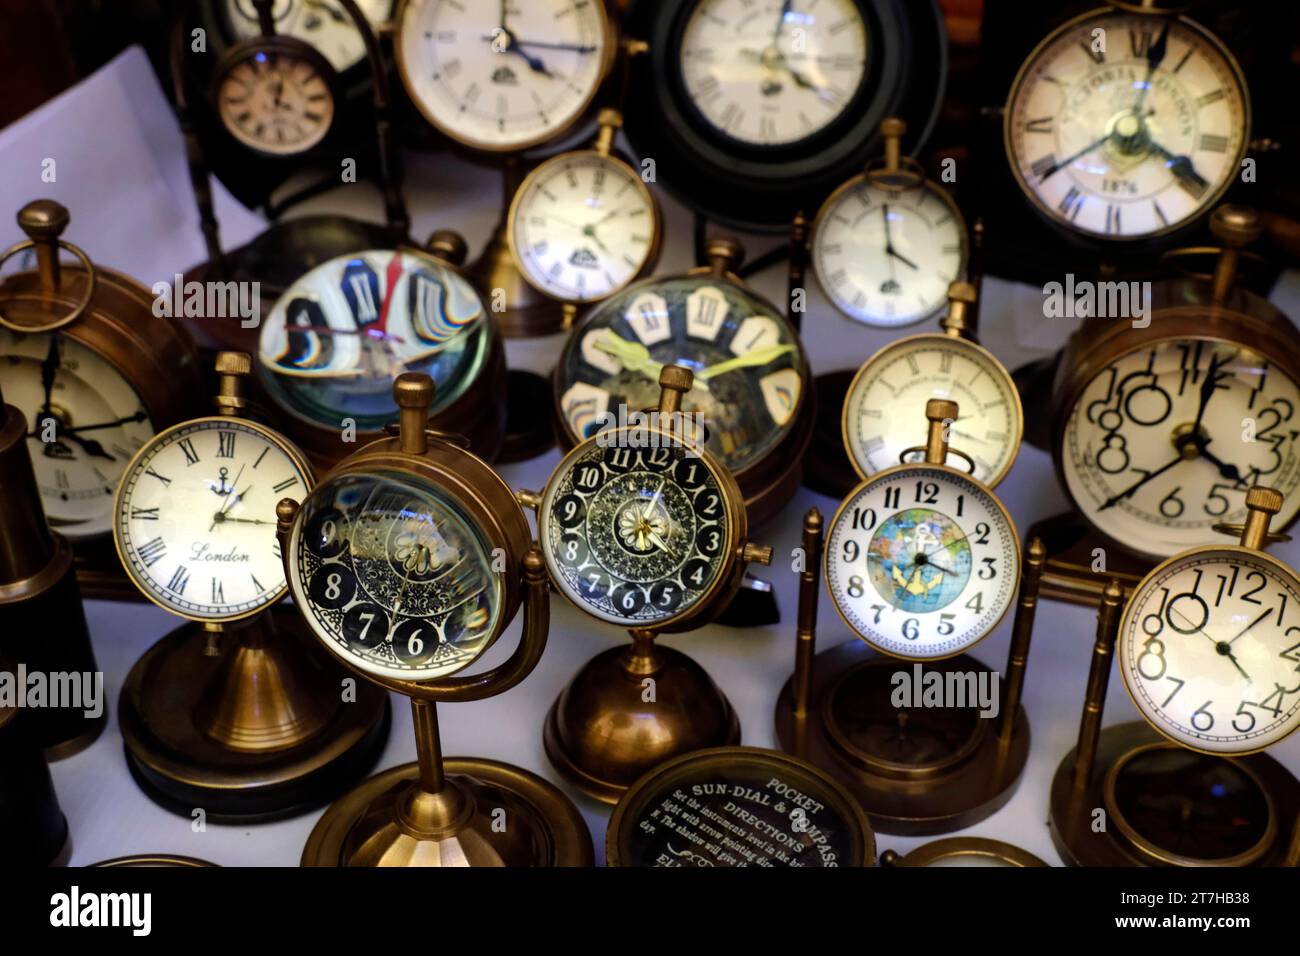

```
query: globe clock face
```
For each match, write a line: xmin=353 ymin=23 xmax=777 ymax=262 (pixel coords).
xmin=678 ymin=0 xmax=870 ymax=147
xmin=257 ymin=249 xmax=490 ymax=431
xmin=1005 ymin=10 xmax=1249 ymax=241
xmin=813 ymin=179 xmax=966 ymax=327
xmin=843 ymin=336 xmax=1022 ymax=488
xmin=1061 ymin=340 xmax=1300 ymax=559
xmin=1120 ymin=549 xmax=1300 ymax=754
xmin=509 ymin=151 xmax=658 ymax=302
xmin=289 ymin=471 xmax=503 ymax=681
xmin=1 ymin=329 xmax=154 ymax=539
xmin=540 ymin=438 xmax=734 ymax=627
xmin=555 ymin=276 xmax=807 ymax=474
xmin=826 ymin=466 xmax=1019 ymax=659
xmin=396 ymin=0 xmax=611 ymax=151
xmin=224 ymin=0 xmax=396 ymax=72
xmin=216 ymin=47 xmax=336 ymax=155
xmin=114 ymin=419 xmax=311 ymax=620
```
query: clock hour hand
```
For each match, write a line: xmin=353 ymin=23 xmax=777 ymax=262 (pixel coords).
xmin=59 ymin=431 xmax=115 ymax=461
xmin=40 ymin=333 xmax=59 ymax=412
xmin=1147 ymin=140 xmax=1210 ymax=194
xmin=695 ymin=343 xmax=795 ymax=381
xmin=592 ymin=332 xmax=665 ymax=382
xmin=29 ymin=410 xmax=149 ymax=436
xmin=887 ymin=246 xmax=920 ymax=271
xmin=483 ymin=37 xmax=598 ymax=54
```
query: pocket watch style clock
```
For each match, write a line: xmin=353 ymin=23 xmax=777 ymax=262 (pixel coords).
xmin=280 ymin=372 xmax=592 ymax=866
xmin=554 ymin=238 xmax=813 ymax=526
xmin=113 ymin=353 xmax=389 ymax=821
xmin=843 ymin=282 xmax=1022 ymax=489
xmin=255 ymin=231 xmax=507 ymax=468
xmin=812 ymin=118 xmax=967 ymax=328
xmin=221 ymin=0 xmax=397 ymax=72
xmin=395 ymin=0 xmax=618 ymax=154
xmin=521 ymin=365 xmax=773 ymax=802
xmin=1004 ymin=5 xmax=1250 ymax=242
xmin=775 ymin=469 xmax=1045 ymax=835
xmin=1050 ymin=492 xmax=1300 ymax=867
xmin=622 ymin=0 xmax=947 ymax=230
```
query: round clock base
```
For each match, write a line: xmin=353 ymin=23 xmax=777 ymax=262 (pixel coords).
xmin=300 ymin=758 xmax=594 ymax=867
xmin=1049 ymin=721 xmax=1300 ymax=867
xmin=544 ymin=642 xmax=741 ymax=804
xmin=802 ymin=370 xmax=860 ymax=500
xmin=118 ymin=607 xmax=391 ymax=823
xmin=774 ymin=642 xmax=1030 ymax=835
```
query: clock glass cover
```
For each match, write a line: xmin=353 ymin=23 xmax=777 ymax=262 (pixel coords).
xmin=257 ymin=249 xmax=490 ymax=431
xmin=555 ymin=276 xmax=807 ymax=473
xmin=223 ymin=0 xmax=396 ymax=72
xmin=1005 ymin=10 xmax=1249 ymax=240
xmin=216 ymin=45 xmax=336 ymax=155
xmin=289 ymin=470 xmax=503 ymax=681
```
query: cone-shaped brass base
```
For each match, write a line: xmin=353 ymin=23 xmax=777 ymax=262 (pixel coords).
xmin=1049 ymin=721 xmax=1299 ymax=866
xmin=544 ymin=642 xmax=741 ymax=804
xmin=301 ymin=758 xmax=594 ymax=866
xmin=775 ymin=642 xmax=1029 ymax=835
xmin=119 ymin=606 xmax=390 ymax=823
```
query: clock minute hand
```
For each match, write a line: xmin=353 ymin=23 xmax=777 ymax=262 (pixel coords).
xmin=1036 ymin=131 xmax=1114 ymax=183
xmin=1097 ymin=453 xmax=1185 ymax=511
xmin=1131 ymin=20 xmax=1170 ymax=116
xmin=695 ymin=344 xmax=795 ymax=381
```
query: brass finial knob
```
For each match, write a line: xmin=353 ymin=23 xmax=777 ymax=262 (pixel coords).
xmin=395 ymin=372 xmax=435 ymax=456
xmin=1210 ymin=205 xmax=1260 ymax=248
xmin=704 ymin=236 xmax=744 ymax=276
xmin=940 ymin=281 xmax=977 ymax=337
xmin=426 ymin=230 xmax=468 ymax=267
xmin=1246 ymin=486 xmax=1284 ymax=516
xmin=880 ymin=117 xmax=907 ymax=139
xmin=657 ymin=365 xmax=693 ymax=416
xmin=742 ymin=542 xmax=774 ymax=566
xmin=215 ymin=351 xmax=251 ymax=377
xmin=881 ymin=117 xmax=906 ymax=172
xmin=927 ymin=398 xmax=959 ymax=423
xmin=214 ymin=351 xmax=251 ymax=417
xmin=17 ymin=200 xmax=69 ymax=241
xmin=1216 ymin=484 xmax=1290 ymax=549
xmin=597 ymin=108 xmax=624 ymax=131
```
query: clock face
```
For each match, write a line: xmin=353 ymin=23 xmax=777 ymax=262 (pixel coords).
xmin=257 ymin=250 xmax=490 ymax=430
xmin=509 ymin=151 xmax=658 ymax=302
xmin=223 ymin=0 xmax=396 ymax=72
xmin=114 ymin=419 xmax=311 ymax=620
xmin=826 ymin=466 xmax=1019 ymax=659
xmin=812 ymin=179 xmax=966 ymax=327
xmin=677 ymin=0 xmax=869 ymax=147
xmin=289 ymin=470 xmax=503 ymax=681
xmin=555 ymin=276 xmax=807 ymax=473
xmin=1005 ymin=11 xmax=1249 ymax=240
xmin=1120 ymin=549 xmax=1300 ymax=754
xmin=843 ymin=336 xmax=1022 ymax=488
xmin=216 ymin=47 xmax=335 ymax=155
xmin=1062 ymin=340 xmax=1300 ymax=559
xmin=1 ymin=329 xmax=154 ymax=539
xmin=540 ymin=438 xmax=733 ymax=627
xmin=396 ymin=0 xmax=610 ymax=151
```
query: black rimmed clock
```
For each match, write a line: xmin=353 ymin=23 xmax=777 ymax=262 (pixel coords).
xmin=621 ymin=0 xmax=947 ymax=231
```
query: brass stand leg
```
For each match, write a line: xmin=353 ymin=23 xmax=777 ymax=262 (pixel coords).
xmin=1073 ymin=579 xmax=1125 ymax=792
xmin=998 ymin=537 xmax=1045 ymax=743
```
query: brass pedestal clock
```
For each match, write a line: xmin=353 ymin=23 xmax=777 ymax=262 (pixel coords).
xmin=1050 ymin=487 xmax=1300 ymax=867
xmin=521 ymin=365 xmax=773 ymax=803
xmin=776 ymin=399 xmax=1041 ymax=834
xmin=279 ymin=372 xmax=591 ymax=866
xmin=113 ymin=352 xmax=390 ymax=821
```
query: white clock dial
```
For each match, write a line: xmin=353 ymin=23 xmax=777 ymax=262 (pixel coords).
xmin=844 ymin=338 xmax=1021 ymax=487
xmin=679 ymin=0 xmax=868 ymax=146
xmin=813 ymin=179 xmax=966 ymax=326
xmin=114 ymin=419 xmax=312 ymax=620
xmin=1121 ymin=549 xmax=1300 ymax=754
xmin=509 ymin=152 xmax=658 ymax=302
xmin=224 ymin=0 xmax=395 ymax=72
xmin=1 ymin=329 xmax=154 ymax=539
xmin=826 ymin=467 xmax=1019 ymax=659
xmin=1062 ymin=341 xmax=1300 ymax=559
xmin=396 ymin=0 xmax=610 ymax=151
xmin=216 ymin=49 xmax=335 ymax=155
xmin=1005 ymin=11 xmax=1249 ymax=240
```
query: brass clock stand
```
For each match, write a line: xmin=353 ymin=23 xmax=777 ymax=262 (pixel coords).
xmin=774 ymin=511 xmax=1043 ymax=835
xmin=118 ymin=357 xmax=390 ymax=821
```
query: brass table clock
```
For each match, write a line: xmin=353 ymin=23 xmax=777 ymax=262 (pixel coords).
xmin=810 ymin=118 xmax=968 ymax=329
xmin=0 ymin=199 xmax=200 ymax=596
xmin=1050 ymin=487 xmax=1300 ymax=867
xmin=777 ymin=400 xmax=1044 ymax=833
xmin=1033 ymin=205 xmax=1300 ymax=603
xmin=880 ymin=837 xmax=1048 ymax=868
xmin=279 ymin=372 xmax=592 ymax=866
xmin=522 ymin=365 xmax=773 ymax=803
xmin=113 ymin=352 xmax=390 ymax=821
xmin=606 ymin=747 xmax=876 ymax=867
xmin=552 ymin=239 xmax=814 ymax=527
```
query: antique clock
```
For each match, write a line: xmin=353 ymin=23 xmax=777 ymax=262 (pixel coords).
xmin=113 ymin=353 xmax=389 ymax=819
xmin=521 ymin=365 xmax=773 ymax=802
xmin=553 ymin=238 xmax=813 ymax=526
xmin=621 ymin=0 xmax=947 ymax=230
xmin=1004 ymin=4 xmax=1250 ymax=243
xmin=255 ymin=231 xmax=507 ymax=469
xmin=1037 ymin=206 xmax=1300 ymax=602
xmin=1050 ymin=488 xmax=1300 ymax=867
xmin=280 ymin=372 xmax=592 ymax=866
xmin=842 ymin=281 xmax=1022 ymax=490
xmin=776 ymin=402 xmax=1042 ymax=834
xmin=219 ymin=0 xmax=398 ymax=73
xmin=811 ymin=118 xmax=968 ymax=328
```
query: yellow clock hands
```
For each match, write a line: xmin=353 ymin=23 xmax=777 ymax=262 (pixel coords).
xmin=593 ymin=331 xmax=665 ymax=381
xmin=696 ymin=343 xmax=795 ymax=381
